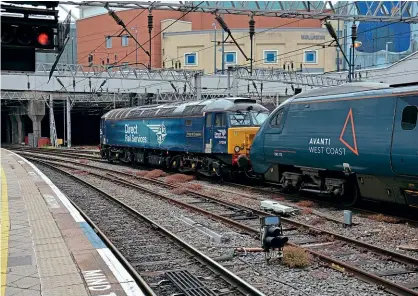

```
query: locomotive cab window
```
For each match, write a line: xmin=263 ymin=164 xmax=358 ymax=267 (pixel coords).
xmin=215 ymin=113 xmax=226 ymax=127
xmin=401 ymin=105 xmax=417 ymax=130
xmin=270 ymin=109 xmax=284 ymax=128
xmin=229 ymin=112 xmax=251 ymax=126
xmin=206 ymin=115 xmax=212 ymax=126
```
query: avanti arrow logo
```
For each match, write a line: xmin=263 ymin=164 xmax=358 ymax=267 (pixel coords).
xmin=339 ymin=108 xmax=359 ymax=156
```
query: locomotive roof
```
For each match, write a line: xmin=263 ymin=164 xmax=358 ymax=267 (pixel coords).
xmin=102 ymin=97 xmax=268 ymax=120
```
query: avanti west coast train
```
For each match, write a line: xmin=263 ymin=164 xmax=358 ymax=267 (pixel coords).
xmin=250 ymin=83 xmax=418 ymax=207
xmin=100 ymin=98 xmax=269 ymax=177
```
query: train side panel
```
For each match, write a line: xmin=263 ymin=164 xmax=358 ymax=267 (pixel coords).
xmin=104 ymin=116 xmax=208 ymax=153
xmin=390 ymin=95 xmax=418 ymax=177
xmin=258 ymin=96 xmax=396 ymax=177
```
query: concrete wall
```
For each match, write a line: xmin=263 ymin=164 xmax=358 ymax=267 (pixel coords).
xmin=162 ymin=27 xmax=337 ymax=74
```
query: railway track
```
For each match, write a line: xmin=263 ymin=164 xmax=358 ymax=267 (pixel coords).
xmin=219 ymin=181 xmax=418 ymax=226
xmin=8 ymin=146 xmax=102 ymax=161
xmin=34 ymin=159 xmax=265 ymax=296
xmin=15 ymin=147 xmax=418 ymax=227
xmin=21 ymin=152 xmax=418 ymax=296
xmin=13 ymin=147 xmax=418 ymax=226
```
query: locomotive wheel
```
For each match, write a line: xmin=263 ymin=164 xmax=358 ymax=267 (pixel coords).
xmin=339 ymin=177 xmax=359 ymax=207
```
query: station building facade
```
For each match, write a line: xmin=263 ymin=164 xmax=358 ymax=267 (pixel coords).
xmin=75 ymin=8 xmax=337 ymax=72
xmin=161 ymin=20 xmax=337 ymax=74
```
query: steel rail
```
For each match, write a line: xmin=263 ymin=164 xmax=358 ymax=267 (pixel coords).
xmin=64 ymin=189 xmax=157 ymax=296
xmin=29 ymin=157 xmax=266 ymax=296
xmin=23 ymin=154 xmax=418 ymax=296
xmin=222 ymin=181 xmax=418 ymax=227
xmin=18 ymin=151 xmax=418 ymax=266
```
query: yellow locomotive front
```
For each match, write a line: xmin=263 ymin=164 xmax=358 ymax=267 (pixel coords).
xmin=226 ymin=110 xmax=269 ymax=169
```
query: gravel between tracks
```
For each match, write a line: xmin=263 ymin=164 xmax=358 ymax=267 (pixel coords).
xmin=35 ymin=160 xmax=395 ymax=296
xmin=23 ymin=151 xmax=418 ymax=259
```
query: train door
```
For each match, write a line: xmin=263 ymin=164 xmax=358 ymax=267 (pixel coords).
xmin=390 ymin=97 xmax=418 ymax=176
xmin=204 ymin=113 xmax=214 ymax=153
xmin=204 ymin=112 xmax=227 ymax=154
xmin=263 ymin=107 xmax=286 ymax=164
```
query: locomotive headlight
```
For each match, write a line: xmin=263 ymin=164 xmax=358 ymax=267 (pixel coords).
xmin=234 ymin=146 xmax=241 ymax=153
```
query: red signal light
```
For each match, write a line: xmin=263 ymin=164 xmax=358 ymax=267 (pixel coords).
xmin=37 ymin=32 xmax=50 ymax=46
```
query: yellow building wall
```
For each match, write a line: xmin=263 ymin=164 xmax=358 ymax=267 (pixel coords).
xmin=162 ymin=28 xmax=337 ymax=73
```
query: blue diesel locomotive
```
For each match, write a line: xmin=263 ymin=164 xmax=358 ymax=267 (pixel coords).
xmin=249 ymin=83 xmax=418 ymax=207
xmin=100 ymin=98 xmax=269 ymax=177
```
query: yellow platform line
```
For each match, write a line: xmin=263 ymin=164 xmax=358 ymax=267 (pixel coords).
xmin=0 ymin=166 xmax=9 ymax=296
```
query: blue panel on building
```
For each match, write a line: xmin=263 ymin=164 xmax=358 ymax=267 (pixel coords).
xmin=356 ymin=1 xmax=411 ymax=53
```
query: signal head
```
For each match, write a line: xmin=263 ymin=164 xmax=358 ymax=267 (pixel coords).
xmin=36 ymin=27 xmax=53 ymax=48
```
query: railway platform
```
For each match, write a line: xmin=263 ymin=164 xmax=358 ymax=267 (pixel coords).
xmin=1 ymin=148 xmax=144 ymax=296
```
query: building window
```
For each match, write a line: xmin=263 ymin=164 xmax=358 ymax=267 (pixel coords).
xmin=263 ymin=50 xmax=278 ymax=64
xmin=88 ymin=54 xmax=93 ymax=66
xmin=121 ymin=35 xmax=129 ymax=47
xmin=224 ymin=51 xmax=237 ymax=64
xmin=304 ymin=50 xmax=318 ymax=64
xmin=105 ymin=36 xmax=112 ymax=48
xmin=184 ymin=53 xmax=197 ymax=66
xmin=402 ymin=106 xmax=417 ymax=130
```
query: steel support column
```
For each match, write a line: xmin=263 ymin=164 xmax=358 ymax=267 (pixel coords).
xmin=194 ymin=74 xmax=202 ymax=101
xmin=66 ymin=97 xmax=72 ymax=148
xmin=49 ymin=95 xmax=54 ymax=146
xmin=9 ymin=115 xmax=18 ymax=144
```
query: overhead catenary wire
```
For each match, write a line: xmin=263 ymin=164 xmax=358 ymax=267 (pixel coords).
xmin=61 ymin=1 xmax=204 ymax=92
xmin=44 ymin=4 xmax=416 ymax=100
xmin=123 ymin=23 xmax=417 ymax=95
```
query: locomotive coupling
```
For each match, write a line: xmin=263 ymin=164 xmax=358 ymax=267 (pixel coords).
xmin=237 ymin=154 xmax=250 ymax=169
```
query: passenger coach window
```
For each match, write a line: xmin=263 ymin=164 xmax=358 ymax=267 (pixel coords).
xmin=215 ymin=113 xmax=226 ymax=127
xmin=270 ymin=109 xmax=284 ymax=127
xmin=401 ymin=106 xmax=417 ymax=130
xmin=185 ymin=120 xmax=192 ymax=126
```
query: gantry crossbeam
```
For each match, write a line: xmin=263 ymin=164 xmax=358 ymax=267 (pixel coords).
xmin=234 ymin=68 xmax=347 ymax=87
xmin=64 ymin=1 xmax=418 ymax=23
xmin=27 ymin=63 xmax=202 ymax=82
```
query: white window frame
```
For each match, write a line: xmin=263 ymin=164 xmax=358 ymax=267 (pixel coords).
xmin=263 ymin=50 xmax=278 ymax=64
xmin=224 ymin=51 xmax=237 ymax=64
xmin=303 ymin=50 xmax=318 ymax=64
xmin=105 ymin=36 xmax=112 ymax=49
xmin=184 ymin=52 xmax=198 ymax=66
xmin=121 ymin=35 xmax=129 ymax=47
